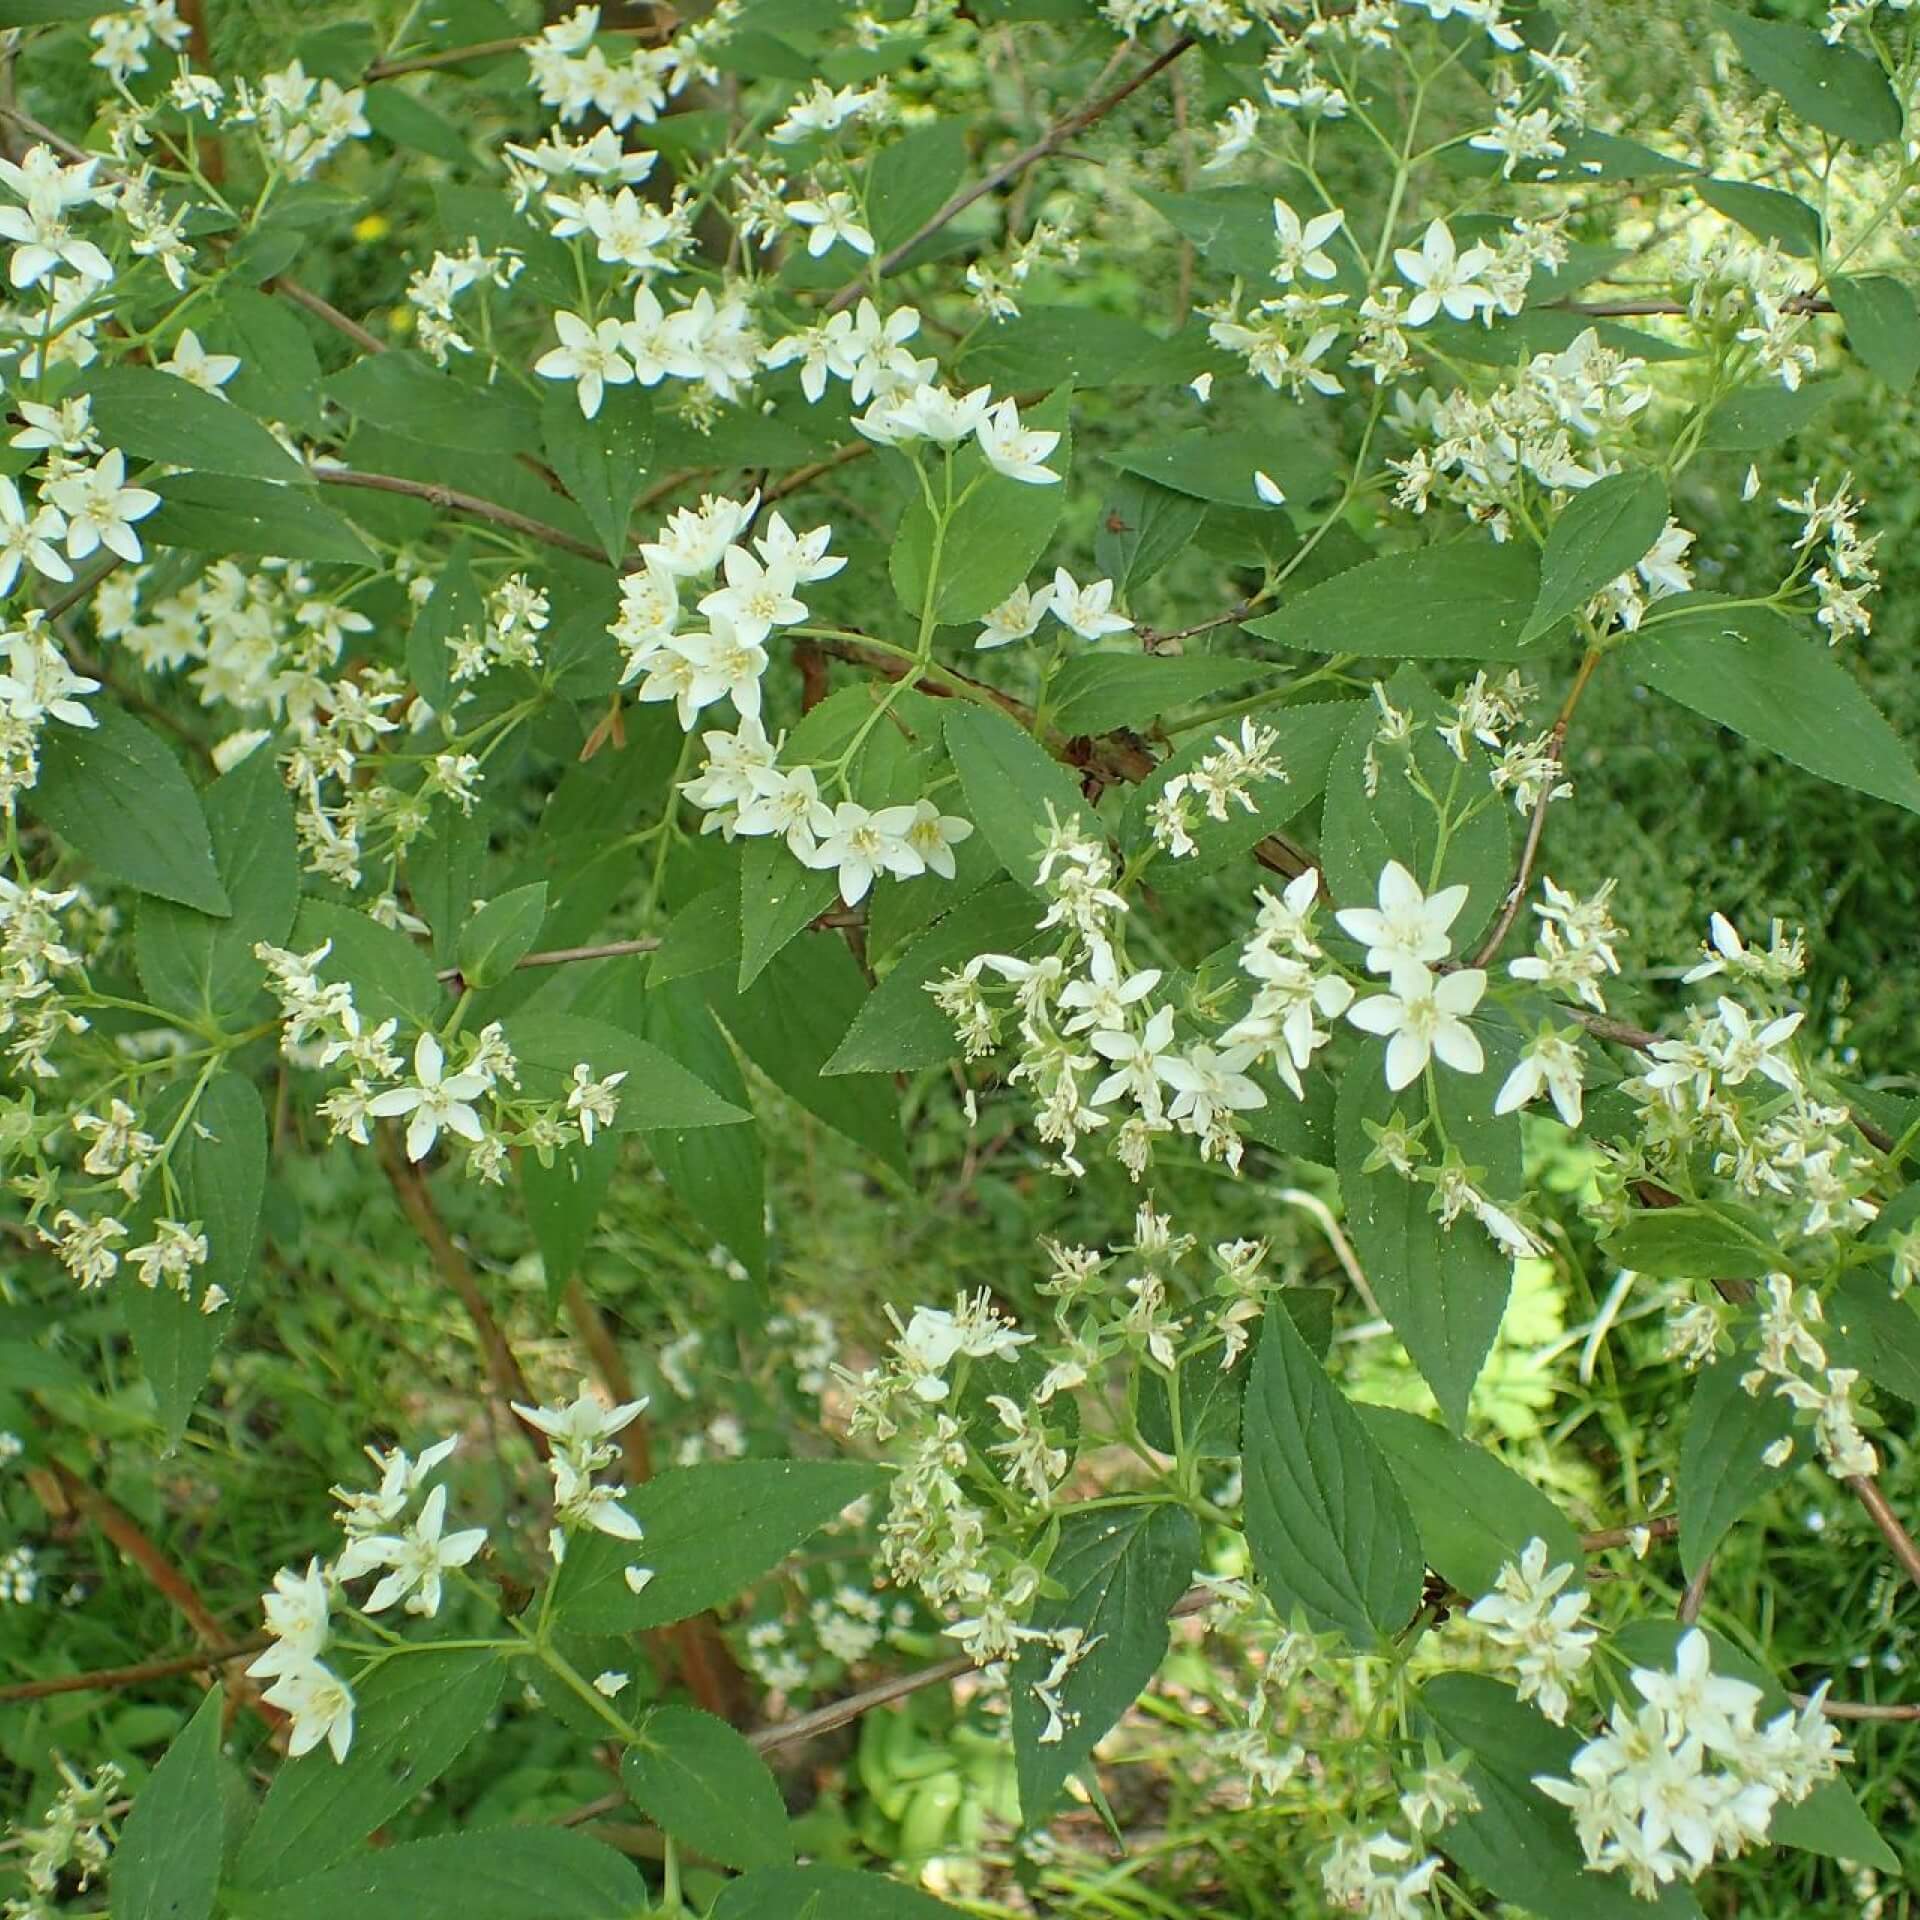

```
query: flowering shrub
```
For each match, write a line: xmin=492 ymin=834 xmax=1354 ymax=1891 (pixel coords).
xmin=2 ymin=0 xmax=1919 ymax=1914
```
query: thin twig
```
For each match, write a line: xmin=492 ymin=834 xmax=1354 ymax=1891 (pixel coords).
xmin=364 ymin=19 xmax=671 ymax=81
xmin=1580 ymin=1514 xmax=1680 ymax=1552
xmin=825 ymin=35 xmax=1197 ymax=313
xmin=1792 ymin=1695 xmax=1920 ymax=1721
xmin=1679 ymin=1553 xmax=1712 ymax=1625
xmin=271 ymin=276 xmax=388 ymax=356
xmin=0 ymin=1637 xmax=267 ymax=1704
xmin=379 ymin=1136 xmax=549 ymax=1460
xmin=42 ymin=558 xmax=121 ymax=623
xmin=435 ymin=935 xmax=660 ymax=985
xmin=1470 ymin=718 xmax=1566 ymax=968
xmin=315 ymin=467 xmax=607 ymax=565
xmin=1847 ymin=1475 xmax=1920 ymax=1595
xmin=1559 ymin=296 xmax=1835 ymax=318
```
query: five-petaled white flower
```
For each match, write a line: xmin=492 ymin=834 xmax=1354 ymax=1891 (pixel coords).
xmin=1393 ymin=218 xmax=1498 ymax=326
xmin=513 ymin=1385 xmax=651 ymax=1452
xmin=366 ymin=1032 xmax=490 ymax=1161
xmin=975 ymin=580 xmax=1054 ymax=650
xmin=803 ymin=800 xmax=920 ymax=905
xmin=1271 ymin=196 xmax=1344 ymax=282
xmin=787 ymin=189 xmax=875 ymax=258
xmin=161 ymin=327 xmax=241 ymax=395
xmin=975 ymin=398 xmax=1061 ymax=485
xmin=334 ymin=1483 xmax=487 ymax=1618
xmin=1347 ymin=960 xmax=1488 ymax=1090
xmin=1049 ymin=568 xmax=1133 ymax=640
xmin=261 ymin=1661 xmax=355 ymax=1762
xmin=534 ymin=309 xmax=634 ymax=418
xmin=1494 ymin=1026 xmax=1586 ymax=1126
xmin=46 ymin=449 xmax=160 ymax=563
xmin=1335 ymin=860 xmax=1469 ymax=972
xmin=0 ymin=628 xmax=98 ymax=728
xmin=567 ymin=1062 xmax=628 ymax=1144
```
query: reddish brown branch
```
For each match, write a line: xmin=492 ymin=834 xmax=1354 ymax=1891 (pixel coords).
xmin=1847 ymin=1476 xmax=1920 ymax=1595
xmin=315 ymin=468 xmax=607 ymax=565
xmin=272 ymin=277 xmax=388 ymax=357
xmin=0 ymin=1637 xmax=267 ymax=1705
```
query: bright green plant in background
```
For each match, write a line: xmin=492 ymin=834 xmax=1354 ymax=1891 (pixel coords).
xmin=2 ymin=0 xmax=1920 ymax=1913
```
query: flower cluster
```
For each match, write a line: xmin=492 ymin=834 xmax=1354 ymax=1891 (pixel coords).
xmin=514 ymin=1383 xmax=651 ymax=1567
xmin=2 ymin=1757 xmax=124 ymax=1920
xmin=1535 ymin=1629 xmax=1846 ymax=1898
xmin=1463 ymin=1537 xmax=1596 ymax=1724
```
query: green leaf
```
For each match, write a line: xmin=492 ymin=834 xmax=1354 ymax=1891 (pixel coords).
xmin=1698 ymin=176 xmax=1823 ymax=257
xmin=1245 ymin=541 xmax=1542 ymax=660
xmin=121 ymin=1073 xmax=267 ymax=1443
xmin=33 ymin=705 xmax=230 ymax=915
xmin=1241 ymin=1306 xmax=1423 ymax=1647
xmin=364 ymin=84 xmax=473 ymax=165
xmin=327 ymin=352 xmax=540 ymax=456
xmin=1601 ymin=1205 xmax=1776 ymax=1279
xmin=621 ymin=1704 xmax=793 ymax=1870
xmin=738 ymin=837 xmax=838 ymax=991
xmin=1521 ymin=467 xmax=1669 ymax=644
xmin=1830 ymin=274 xmax=1920 ymax=389
xmin=235 ymin=1650 xmax=507 ymax=1888
xmin=1359 ymin=1406 xmax=1582 ymax=1599
xmin=713 ymin=1867 xmax=965 ymax=1920
xmin=520 ymin=1132 xmax=617 ymax=1300
xmin=958 ymin=307 xmax=1205 ymax=391
xmin=943 ymin=704 xmax=1095 ymax=894
xmin=550 ymin=1459 xmax=883 ymax=1633
xmin=112 ymin=1686 xmax=224 ymax=1920
xmin=86 ymin=367 xmax=307 ymax=485
xmin=1828 ymin=1268 xmax=1920 ymax=1407
xmin=1420 ymin=1674 xmax=1704 ymax=1920
xmin=1136 ymin=1342 xmax=1251 ymax=1458
xmin=1334 ymin=1057 xmax=1519 ymax=1433
xmin=1677 ymin=1357 xmax=1795 ymax=1579
xmin=1107 ymin=426 xmax=1326 ymax=509
xmin=1632 ymin=599 xmax=1920 ymax=816
xmin=1609 ymin=1622 xmax=1897 ymax=1873
xmin=148 ymin=473 xmax=375 ymax=563
xmin=292 ymin=900 xmax=443 ymax=1030
xmin=1048 ymin=654 xmax=1281 ymax=737
xmin=136 ymin=747 xmax=298 ymax=1027
xmin=202 ymin=286 xmax=326 ymax=437
xmin=1010 ymin=1502 xmax=1201 ymax=1824
xmin=1700 ymin=378 xmax=1841 ymax=451
xmin=455 ymin=882 xmax=548 ymax=988
xmin=502 ymin=1011 xmax=749 ymax=1129
xmin=241 ymin=1829 xmax=643 ymax=1919
xmin=864 ymin=120 xmax=967 ymax=252
xmin=406 ymin=538 xmax=484 ymax=713
xmin=889 ymin=391 xmax=1073 ymax=623
xmin=1135 ymin=184 xmax=1277 ymax=278
xmin=541 ymin=383 xmax=652 ymax=564
xmin=1714 ymin=4 xmax=1902 ymax=146
xmin=823 ymin=879 xmax=1040 ymax=1074
xmin=1093 ymin=473 xmax=1209 ymax=593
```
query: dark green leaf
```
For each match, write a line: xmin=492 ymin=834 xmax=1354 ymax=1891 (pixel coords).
xmin=737 ymin=837 xmax=838 ymax=991
xmin=1246 ymin=541 xmax=1542 ymax=660
xmin=959 ymin=308 xmax=1205 ymax=391
xmin=202 ymin=286 xmax=326 ymax=436
xmin=541 ymin=383 xmax=652 ymax=564
xmin=1048 ymin=654 xmax=1281 ymax=737
xmin=1135 ymin=184 xmax=1276 ymax=278
xmin=1011 ymin=1502 xmax=1201 ymax=1824
xmin=1677 ymin=1357 xmax=1795 ymax=1578
xmin=34 ymin=705 xmax=230 ymax=915
xmin=1698 ymin=177 xmax=1822 ymax=258
xmin=520 ymin=1132 xmax=617 ymax=1301
xmin=86 ymin=367 xmax=307 ymax=485
xmin=1828 ymin=1268 xmax=1920 ymax=1407
xmin=713 ymin=1867 xmax=964 ymax=1920
xmin=235 ymin=1651 xmax=507 ymax=1887
xmin=148 ymin=473 xmax=375 ymax=563
xmin=1522 ymin=467 xmax=1669 ymax=644
xmin=1107 ymin=427 xmax=1327 ymax=510
xmin=455 ymin=882 xmax=548 ymax=988
xmin=502 ymin=1011 xmax=749 ymax=1129
xmin=1632 ymin=599 xmax=1920 ymax=815
xmin=112 ymin=1686 xmax=224 ymax=1920
xmin=1714 ymin=4 xmax=1902 ymax=145
xmin=621 ymin=1704 xmax=793 ymax=1870
xmin=1359 ymin=1406 xmax=1582 ymax=1599
xmin=864 ymin=121 xmax=967 ymax=252
xmin=1334 ymin=1053 xmax=1519 ymax=1433
xmin=327 ymin=352 xmax=540 ymax=455
xmin=1241 ymin=1300 xmax=1423 ymax=1646
xmin=136 ymin=748 xmax=298 ymax=1027
xmin=1137 ymin=1343 xmax=1249 ymax=1458
xmin=364 ymin=85 xmax=473 ymax=165
xmin=1830 ymin=275 xmax=1920 ymax=388
xmin=1700 ymin=378 xmax=1841 ymax=451
xmin=1093 ymin=473 xmax=1209 ymax=592
xmin=1601 ymin=1206 xmax=1776 ymax=1279
xmin=405 ymin=537 xmax=483 ymax=713
xmin=122 ymin=1073 xmax=267 ymax=1443
xmin=240 ymin=1829 xmax=643 ymax=1919
xmin=292 ymin=900 xmax=443 ymax=1030
xmin=550 ymin=1459 xmax=883 ymax=1633
xmin=943 ymin=704 xmax=1096 ymax=895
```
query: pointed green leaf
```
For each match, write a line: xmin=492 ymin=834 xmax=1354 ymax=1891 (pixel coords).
xmin=455 ymin=882 xmax=548 ymax=988
xmin=541 ymin=383 xmax=652 ymax=564
xmin=1677 ymin=1357 xmax=1795 ymax=1579
xmin=1714 ymin=4 xmax=1902 ymax=145
xmin=87 ymin=366 xmax=307 ymax=484
xmin=943 ymin=704 xmax=1095 ymax=894
xmin=112 ymin=1686 xmax=224 ymax=1920
xmin=1830 ymin=274 xmax=1920 ymax=389
xmin=621 ymin=1704 xmax=792 ymax=1870
xmin=1521 ymin=467 xmax=1669 ymax=644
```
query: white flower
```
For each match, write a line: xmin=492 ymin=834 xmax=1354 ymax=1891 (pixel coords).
xmin=1156 ymin=1042 xmax=1268 ymax=1134
xmin=1049 ymin=569 xmax=1133 ymax=640
xmin=514 ymin=1385 xmax=650 ymax=1452
xmin=1393 ymin=218 xmax=1498 ymax=326
xmin=802 ymin=800 xmax=920 ymax=905
xmin=1334 ymin=859 xmax=1469 ymax=972
xmin=0 ymin=630 xmax=99 ymax=729
xmin=975 ymin=580 xmax=1054 ymax=650
xmin=1347 ymin=961 xmax=1487 ymax=1090
xmin=975 ymin=398 xmax=1061 ymax=485
xmin=46 ymin=450 xmax=160 ymax=564
xmin=534 ymin=310 xmax=634 ymax=419
xmin=787 ymin=189 xmax=875 ymax=258
xmin=246 ymin=1560 xmax=331 ymax=1679
xmin=335 ymin=1483 xmax=487 ymax=1618
xmin=1270 ymin=196 xmax=1343 ymax=282
xmin=0 ymin=476 xmax=71 ymax=593
xmin=366 ymin=1032 xmax=490 ymax=1161
xmin=697 ymin=544 xmax=808 ymax=645
xmin=262 ymin=1661 xmax=355 ymax=1763
xmin=161 ymin=327 xmax=241 ymax=395
xmin=735 ymin=763 xmax=835 ymax=857
xmin=1494 ymin=1026 xmax=1585 ymax=1126
xmin=566 ymin=1062 xmax=627 ymax=1144
xmin=1466 ymin=1536 xmax=1594 ymax=1724
xmin=898 ymin=798 xmax=975 ymax=879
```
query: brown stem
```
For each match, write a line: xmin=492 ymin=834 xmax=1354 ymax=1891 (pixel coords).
xmin=1579 ymin=1514 xmax=1680 ymax=1552
xmin=363 ymin=20 xmax=672 ymax=81
xmin=436 ymin=935 xmax=661 ymax=985
xmin=825 ymin=35 xmax=1198 ymax=314
xmin=378 ymin=1135 xmax=549 ymax=1460
xmin=1679 ymin=1553 xmax=1712 ymax=1625
xmin=1793 ymin=1695 xmax=1920 ymax=1721
xmin=1559 ymin=296 xmax=1835 ymax=317
xmin=1469 ymin=717 xmax=1567 ymax=969
xmin=272 ymin=276 xmax=389 ymax=357
xmin=1847 ymin=1475 xmax=1920 ymax=1595
xmin=0 ymin=1637 xmax=267 ymax=1704
xmin=314 ymin=467 xmax=607 ymax=565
